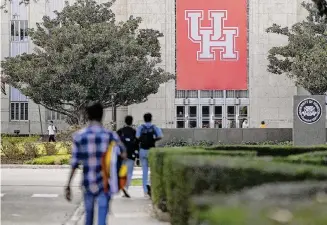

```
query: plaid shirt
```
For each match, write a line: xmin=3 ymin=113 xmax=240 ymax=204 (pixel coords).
xmin=71 ymin=124 xmax=123 ymax=194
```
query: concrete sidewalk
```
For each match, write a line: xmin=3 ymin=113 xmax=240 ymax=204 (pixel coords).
xmin=76 ymin=187 xmax=168 ymax=225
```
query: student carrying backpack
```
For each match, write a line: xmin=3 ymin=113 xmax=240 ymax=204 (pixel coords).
xmin=136 ymin=113 xmax=163 ymax=197
xmin=117 ymin=115 xmax=139 ymax=198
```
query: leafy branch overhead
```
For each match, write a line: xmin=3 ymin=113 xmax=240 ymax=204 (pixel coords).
xmin=1 ymin=0 xmax=173 ymax=124
xmin=313 ymin=0 xmax=327 ymax=16
xmin=266 ymin=2 xmax=327 ymax=95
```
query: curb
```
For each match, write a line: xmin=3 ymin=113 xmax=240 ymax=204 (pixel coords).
xmin=0 ymin=164 xmax=71 ymax=169
xmin=0 ymin=165 xmax=145 ymax=171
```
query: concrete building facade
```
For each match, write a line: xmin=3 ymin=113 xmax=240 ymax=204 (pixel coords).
xmin=0 ymin=0 xmax=315 ymax=134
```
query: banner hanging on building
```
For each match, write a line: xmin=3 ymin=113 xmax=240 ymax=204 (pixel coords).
xmin=176 ymin=0 xmax=247 ymax=90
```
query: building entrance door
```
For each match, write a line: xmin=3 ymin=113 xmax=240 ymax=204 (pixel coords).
xmin=175 ymin=104 xmax=248 ymax=128
xmin=200 ymin=105 xmax=248 ymax=128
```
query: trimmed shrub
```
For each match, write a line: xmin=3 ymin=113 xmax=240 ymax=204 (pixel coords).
xmin=164 ymin=155 xmax=327 ymax=225
xmin=275 ymin=151 xmax=327 ymax=166
xmin=1 ymin=135 xmax=40 ymax=143
xmin=149 ymin=148 xmax=256 ymax=212
xmin=1 ymin=141 xmax=25 ymax=161
xmin=191 ymin=181 xmax=327 ymax=225
xmin=160 ymin=138 xmax=214 ymax=147
xmin=25 ymin=155 xmax=71 ymax=165
xmin=24 ymin=142 xmax=40 ymax=159
xmin=44 ymin=143 xmax=58 ymax=156
xmin=60 ymin=142 xmax=73 ymax=155
xmin=206 ymin=145 xmax=327 ymax=156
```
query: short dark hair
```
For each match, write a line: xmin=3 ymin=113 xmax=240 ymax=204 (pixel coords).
xmin=125 ymin=115 xmax=133 ymax=126
xmin=50 ymin=120 xmax=53 ymax=123
xmin=86 ymin=102 xmax=103 ymax=122
xmin=143 ymin=113 xmax=152 ymax=122
xmin=261 ymin=121 xmax=265 ymax=124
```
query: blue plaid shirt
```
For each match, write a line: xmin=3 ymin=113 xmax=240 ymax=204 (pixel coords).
xmin=71 ymin=124 xmax=124 ymax=194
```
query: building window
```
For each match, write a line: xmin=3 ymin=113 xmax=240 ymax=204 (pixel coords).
xmin=11 ymin=102 xmax=28 ymax=121
xmin=46 ymin=110 xmax=65 ymax=121
xmin=10 ymin=20 xmax=28 ymax=42
xmin=175 ymin=90 xmax=199 ymax=98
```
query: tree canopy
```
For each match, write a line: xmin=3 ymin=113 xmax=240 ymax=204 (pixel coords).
xmin=1 ymin=0 xmax=173 ymax=124
xmin=266 ymin=2 xmax=327 ymax=95
xmin=313 ymin=0 xmax=327 ymax=16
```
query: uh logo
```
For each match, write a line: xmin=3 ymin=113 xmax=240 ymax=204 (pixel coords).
xmin=185 ymin=10 xmax=239 ymax=61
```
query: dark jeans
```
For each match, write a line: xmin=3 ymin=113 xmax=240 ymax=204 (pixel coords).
xmin=49 ymin=135 xmax=55 ymax=142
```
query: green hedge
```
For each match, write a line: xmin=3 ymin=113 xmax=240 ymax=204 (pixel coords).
xmin=149 ymin=147 xmax=256 ymax=212
xmin=164 ymin=155 xmax=327 ymax=225
xmin=206 ymin=145 xmax=327 ymax=156
xmin=275 ymin=151 xmax=327 ymax=166
xmin=191 ymin=181 xmax=327 ymax=225
xmin=25 ymin=154 xmax=71 ymax=165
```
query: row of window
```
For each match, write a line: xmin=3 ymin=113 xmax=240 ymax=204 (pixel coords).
xmin=175 ymin=90 xmax=249 ymax=99
xmin=10 ymin=20 xmax=28 ymax=42
xmin=176 ymin=105 xmax=248 ymax=118
xmin=10 ymin=102 xmax=64 ymax=121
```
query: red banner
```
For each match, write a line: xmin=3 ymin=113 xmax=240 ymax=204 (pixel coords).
xmin=176 ymin=0 xmax=247 ymax=90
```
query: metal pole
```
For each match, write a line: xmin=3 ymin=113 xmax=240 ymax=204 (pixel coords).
xmin=38 ymin=105 xmax=43 ymax=135
xmin=28 ymin=120 xmax=31 ymax=136
xmin=111 ymin=94 xmax=117 ymax=131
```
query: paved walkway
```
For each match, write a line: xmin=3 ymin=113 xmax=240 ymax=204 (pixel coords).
xmin=76 ymin=186 xmax=168 ymax=225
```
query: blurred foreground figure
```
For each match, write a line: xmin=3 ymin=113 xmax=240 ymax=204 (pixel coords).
xmin=65 ymin=102 xmax=126 ymax=225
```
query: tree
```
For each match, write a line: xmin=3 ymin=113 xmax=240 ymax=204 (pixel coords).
xmin=266 ymin=2 xmax=327 ymax=95
xmin=313 ymin=0 xmax=327 ymax=16
xmin=1 ymin=0 xmax=173 ymax=125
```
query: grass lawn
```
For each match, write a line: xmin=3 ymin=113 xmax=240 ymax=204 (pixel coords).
xmin=130 ymin=178 xmax=142 ymax=186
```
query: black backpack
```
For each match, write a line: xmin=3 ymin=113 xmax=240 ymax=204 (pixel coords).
xmin=118 ymin=127 xmax=137 ymax=160
xmin=139 ymin=125 xmax=156 ymax=149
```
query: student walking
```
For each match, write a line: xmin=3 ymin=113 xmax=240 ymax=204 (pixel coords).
xmin=65 ymin=102 xmax=126 ymax=225
xmin=117 ymin=115 xmax=139 ymax=198
xmin=48 ymin=121 xmax=57 ymax=142
xmin=136 ymin=113 xmax=163 ymax=197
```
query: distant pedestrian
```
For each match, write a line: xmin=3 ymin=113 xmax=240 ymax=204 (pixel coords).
xmin=242 ymin=119 xmax=249 ymax=128
xmin=260 ymin=121 xmax=266 ymax=128
xmin=136 ymin=113 xmax=163 ymax=198
xmin=48 ymin=121 xmax=57 ymax=142
xmin=64 ymin=102 xmax=126 ymax=225
xmin=117 ymin=115 xmax=139 ymax=198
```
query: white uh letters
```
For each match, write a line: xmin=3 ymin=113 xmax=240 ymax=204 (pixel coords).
xmin=185 ymin=10 xmax=239 ymax=61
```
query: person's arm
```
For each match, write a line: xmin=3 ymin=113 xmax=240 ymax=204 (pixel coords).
xmin=135 ymin=125 xmax=142 ymax=139
xmin=112 ymin=132 xmax=127 ymax=159
xmin=65 ymin=136 xmax=80 ymax=201
xmin=154 ymin=126 xmax=163 ymax=141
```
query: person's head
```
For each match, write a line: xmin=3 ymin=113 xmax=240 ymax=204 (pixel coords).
xmin=125 ymin=115 xmax=133 ymax=126
xmin=244 ymin=119 xmax=248 ymax=123
xmin=143 ymin=113 xmax=152 ymax=123
xmin=86 ymin=102 xmax=104 ymax=122
xmin=50 ymin=120 xmax=53 ymax=125
xmin=261 ymin=121 xmax=265 ymax=125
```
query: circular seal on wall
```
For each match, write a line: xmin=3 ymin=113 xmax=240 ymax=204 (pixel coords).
xmin=297 ymin=98 xmax=322 ymax=124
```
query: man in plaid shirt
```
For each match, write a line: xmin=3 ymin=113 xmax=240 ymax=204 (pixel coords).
xmin=65 ymin=102 xmax=126 ymax=225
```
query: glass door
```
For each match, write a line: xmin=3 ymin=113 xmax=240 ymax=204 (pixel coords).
xmin=200 ymin=105 xmax=210 ymax=128
xmin=188 ymin=106 xmax=197 ymax=128
xmin=213 ymin=105 xmax=223 ymax=128
xmin=238 ymin=105 xmax=248 ymax=128
xmin=226 ymin=105 xmax=236 ymax=128
xmin=176 ymin=105 xmax=185 ymax=128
